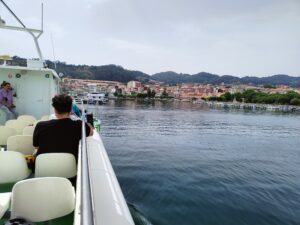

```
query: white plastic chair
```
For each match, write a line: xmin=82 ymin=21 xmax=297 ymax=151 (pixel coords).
xmin=0 ymin=193 xmax=11 ymax=219
xmin=22 ymin=126 xmax=35 ymax=136
xmin=34 ymin=116 xmax=50 ymax=126
xmin=0 ymin=151 xmax=31 ymax=184
xmin=0 ymin=126 xmax=17 ymax=146
xmin=7 ymin=135 xmax=35 ymax=155
xmin=17 ymin=115 xmax=36 ymax=126
xmin=35 ymin=153 xmax=77 ymax=178
xmin=5 ymin=120 xmax=29 ymax=135
xmin=10 ymin=177 xmax=75 ymax=222
xmin=33 ymin=120 xmax=41 ymax=126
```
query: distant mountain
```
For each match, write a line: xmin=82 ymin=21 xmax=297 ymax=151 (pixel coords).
xmin=240 ymin=75 xmax=300 ymax=87
xmin=152 ymin=72 xmax=243 ymax=85
xmin=189 ymin=72 xmax=220 ymax=84
xmin=10 ymin=56 xmax=300 ymax=87
xmin=47 ymin=61 xmax=151 ymax=83
xmin=150 ymin=71 xmax=190 ymax=84
xmin=152 ymin=71 xmax=300 ymax=87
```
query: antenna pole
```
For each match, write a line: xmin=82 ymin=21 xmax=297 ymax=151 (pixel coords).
xmin=0 ymin=0 xmax=27 ymax=28
xmin=42 ymin=3 xmax=44 ymax=31
xmin=51 ymin=33 xmax=57 ymax=69
xmin=37 ymin=3 xmax=43 ymax=39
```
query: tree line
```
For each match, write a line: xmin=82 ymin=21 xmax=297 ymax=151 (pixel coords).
xmin=208 ymin=90 xmax=300 ymax=105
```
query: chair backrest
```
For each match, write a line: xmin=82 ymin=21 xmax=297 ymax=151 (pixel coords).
xmin=17 ymin=115 xmax=36 ymax=126
xmin=35 ymin=153 xmax=77 ymax=178
xmin=0 ymin=151 xmax=31 ymax=184
xmin=0 ymin=126 xmax=17 ymax=146
xmin=22 ymin=126 xmax=35 ymax=136
xmin=7 ymin=135 xmax=35 ymax=155
xmin=33 ymin=120 xmax=41 ymax=126
xmin=33 ymin=116 xmax=49 ymax=126
xmin=10 ymin=177 xmax=75 ymax=222
xmin=5 ymin=120 xmax=29 ymax=134
xmin=0 ymin=192 xmax=11 ymax=219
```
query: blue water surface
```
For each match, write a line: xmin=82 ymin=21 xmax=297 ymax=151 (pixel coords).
xmin=90 ymin=100 xmax=300 ymax=225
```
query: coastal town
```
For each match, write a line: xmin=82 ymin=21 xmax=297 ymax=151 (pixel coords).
xmin=61 ymin=78 xmax=300 ymax=101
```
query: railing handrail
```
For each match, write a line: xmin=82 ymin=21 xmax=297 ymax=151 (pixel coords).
xmin=80 ymin=103 xmax=95 ymax=225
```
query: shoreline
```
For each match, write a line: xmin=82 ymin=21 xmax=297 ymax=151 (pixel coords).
xmin=110 ymin=97 xmax=300 ymax=113
xmin=202 ymin=101 xmax=300 ymax=113
xmin=77 ymin=96 xmax=300 ymax=113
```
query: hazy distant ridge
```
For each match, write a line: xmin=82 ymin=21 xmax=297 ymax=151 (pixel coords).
xmin=152 ymin=72 xmax=300 ymax=87
xmin=11 ymin=57 xmax=300 ymax=87
xmin=51 ymin=61 xmax=300 ymax=87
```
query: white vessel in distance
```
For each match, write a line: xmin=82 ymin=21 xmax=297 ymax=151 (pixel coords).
xmin=85 ymin=92 xmax=109 ymax=105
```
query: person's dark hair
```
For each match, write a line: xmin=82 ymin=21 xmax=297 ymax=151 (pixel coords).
xmin=52 ymin=94 xmax=72 ymax=114
xmin=1 ymin=81 xmax=8 ymax=88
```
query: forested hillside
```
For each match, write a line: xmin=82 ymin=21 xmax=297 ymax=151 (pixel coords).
xmin=10 ymin=56 xmax=300 ymax=87
xmin=152 ymin=72 xmax=300 ymax=87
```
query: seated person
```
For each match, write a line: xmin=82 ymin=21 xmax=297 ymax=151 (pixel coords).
xmin=48 ymin=98 xmax=82 ymax=121
xmin=0 ymin=82 xmax=18 ymax=120
xmin=72 ymin=100 xmax=82 ymax=118
xmin=33 ymin=94 xmax=93 ymax=162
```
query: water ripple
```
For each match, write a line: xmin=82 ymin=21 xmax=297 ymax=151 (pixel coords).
xmin=90 ymin=101 xmax=300 ymax=225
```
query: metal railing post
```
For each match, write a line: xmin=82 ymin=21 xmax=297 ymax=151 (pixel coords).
xmin=80 ymin=104 xmax=95 ymax=225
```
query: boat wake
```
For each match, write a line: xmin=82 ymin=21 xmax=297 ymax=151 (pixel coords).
xmin=128 ymin=203 xmax=153 ymax=225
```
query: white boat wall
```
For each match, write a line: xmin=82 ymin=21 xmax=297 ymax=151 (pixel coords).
xmin=75 ymin=132 xmax=135 ymax=225
xmin=0 ymin=62 xmax=59 ymax=124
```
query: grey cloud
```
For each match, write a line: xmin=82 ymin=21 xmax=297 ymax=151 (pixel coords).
xmin=0 ymin=0 xmax=299 ymax=76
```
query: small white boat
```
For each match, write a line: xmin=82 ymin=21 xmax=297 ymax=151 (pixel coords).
xmin=86 ymin=92 xmax=109 ymax=105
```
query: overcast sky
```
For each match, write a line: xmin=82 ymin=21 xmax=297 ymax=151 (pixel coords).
xmin=0 ymin=0 xmax=299 ymax=77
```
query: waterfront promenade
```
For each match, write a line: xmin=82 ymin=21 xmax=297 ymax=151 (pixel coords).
xmin=112 ymin=97 xmax=300 ymax=113
xmin=202 ymin=101 xmax=300 ymax=113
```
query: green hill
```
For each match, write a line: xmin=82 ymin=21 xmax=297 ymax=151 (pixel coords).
xmin=10 ymin=56 xmax=300 ymax=87
xmin=152 ymin=71 xmax=300 ymax=87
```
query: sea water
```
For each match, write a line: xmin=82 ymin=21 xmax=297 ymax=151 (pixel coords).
xmin=89 ymin=100 xmax=300 ymax=225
